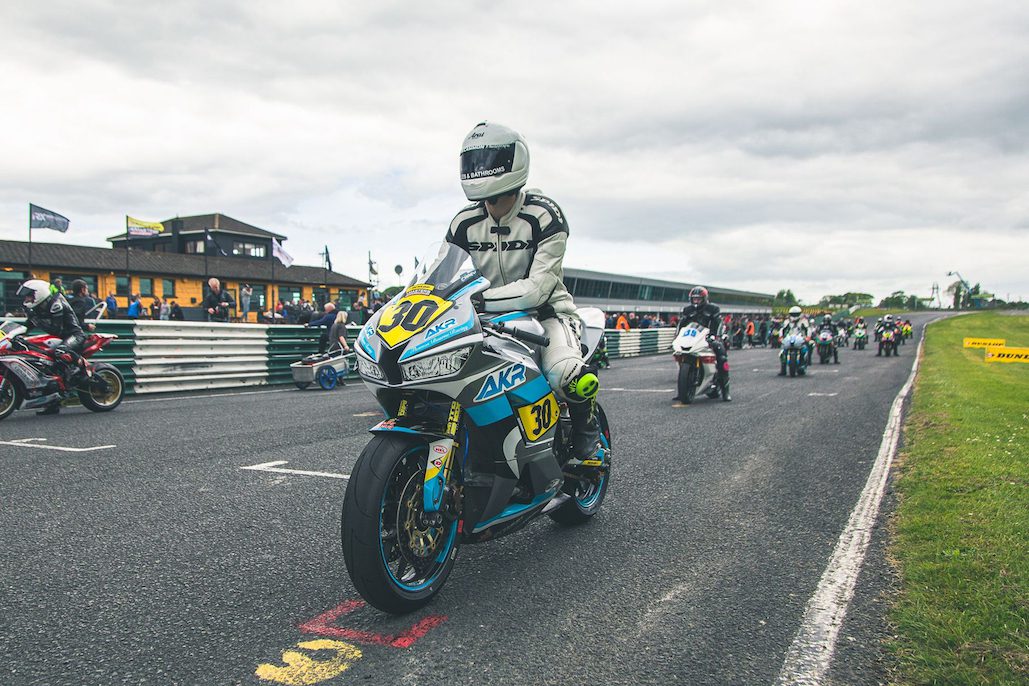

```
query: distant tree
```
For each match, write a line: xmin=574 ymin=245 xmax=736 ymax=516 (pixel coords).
xmin=879 ymin=290 xmax=908 ymax=308
xmin=774 ymin=289 xmax=799 ymax=308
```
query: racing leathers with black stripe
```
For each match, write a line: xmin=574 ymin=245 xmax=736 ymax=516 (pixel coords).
xmin=446 ymin=189 xmax=583 ymax=402
xmin=676 ymin=302 xmax=729 ymax=390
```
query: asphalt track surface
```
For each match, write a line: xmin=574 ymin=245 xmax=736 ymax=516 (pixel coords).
xmin=0 ymin=314 xmax=942 ymax=685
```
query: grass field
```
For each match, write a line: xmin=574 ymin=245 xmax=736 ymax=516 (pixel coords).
xmin=889 ymin=312 xmax=1028 ymax=684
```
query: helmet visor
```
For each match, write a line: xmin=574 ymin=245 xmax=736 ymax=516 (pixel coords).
xmin=16 ymin=284 xmax=35 ymax=306
xmin=460 ymin=144 xmax=516 ymax=181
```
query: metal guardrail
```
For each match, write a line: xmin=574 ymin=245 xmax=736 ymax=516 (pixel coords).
xmin=3 ymin=318 xmax=676 ymax=395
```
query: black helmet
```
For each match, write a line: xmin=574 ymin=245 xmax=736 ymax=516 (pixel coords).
xmin=689 ymin=286 xmax=709 ymax=307
xmin=823 ymin=314 xmax=832 ymax=324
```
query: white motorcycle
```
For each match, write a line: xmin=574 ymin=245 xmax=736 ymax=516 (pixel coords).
xmin=672 ymin=323 xmax=723 ymax=403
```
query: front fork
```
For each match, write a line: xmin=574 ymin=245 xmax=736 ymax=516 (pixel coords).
xmin=417 ymin=400 xmax=462 ymax=514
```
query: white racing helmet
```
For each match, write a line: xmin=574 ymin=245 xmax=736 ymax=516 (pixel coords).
xmin=459 ymin=121 xmax=530 ymax=201
xmin=16 ymin=279 xmax=52 ymax=311
xmin=788 ymin=306 xmax=802 ymax=321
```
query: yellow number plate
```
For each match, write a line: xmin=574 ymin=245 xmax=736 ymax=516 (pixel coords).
xmin=516 ymin=393 xmax=559 ymax=443
xmin=376 ymin=291 xmax=453 ymax=349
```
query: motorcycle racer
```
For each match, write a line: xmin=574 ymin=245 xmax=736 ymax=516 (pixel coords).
xmin=778 ymin=306 xmax=810 ymax=375
xmin=15 ymin=279 xmax=86 ymax=415
xmin=446 ymin=121 xmax=600 ymax=465
xmin=675 ymin=286 xmax=730 ymax=401
xmin=876 ymin=314 xmax=900 ymax=356
xmin=853 ymin=317 xmax=867 ymax=349
xmin=815 ymin=313 xmax=840 ymax=364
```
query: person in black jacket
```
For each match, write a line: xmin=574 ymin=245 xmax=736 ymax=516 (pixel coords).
xmin=202 ymin=278 xmax=235 ymax=322
xmin=675 ymin=286 xmax=731 ymax=401
xmin=68 ymin=279 xmax=97 ymax=327
xmin=16 ymin=279 xmax=87 ymax=414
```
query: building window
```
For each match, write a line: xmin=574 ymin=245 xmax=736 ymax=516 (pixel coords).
xmin=162 ymin=279 xmax=176 ymax=297
xmin=232 ymin=241 xmax=267 ymax=258
xmin=609 ymin=281 xmax=638 ymax=301
xmin=185 ymin=240 xmax=205 ymax=254
xmin=139 ymin=278 xmax=153 ymax=296
xmin=279 ymin=286 xmax=302 ymax=304
xmin=116 ymin=276 xmax=129 ymax=296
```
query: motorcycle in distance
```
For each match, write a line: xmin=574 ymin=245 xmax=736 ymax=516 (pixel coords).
xmin=342 ymin=243 xmax=611 ymax=614
xmin=901 ymin=321 xmax=913 ymax=344
xmin=878 ymin=329 xmax=899 ymax=357
xmin=672 ymin=322 xmax=725 ymax=403
xmin=780 ymin=333 xmax=809 ymax=377
xmin=0 ymin=303 xmax=125 ymax=421
xmin=816 ymin=329 xmax=838 ymax=365
xmin=853 ymin=327 xmax=868 ymax=350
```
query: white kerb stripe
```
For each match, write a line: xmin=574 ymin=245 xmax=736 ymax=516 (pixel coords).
xmin=775 ymin=330 xmax=927 ymax=686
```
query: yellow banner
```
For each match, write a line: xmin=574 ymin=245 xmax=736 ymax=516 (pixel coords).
xmin=984 ymin=346 xmax=1029 ymax=363
xmin=126 ymin=215 xmax=165 ymax=237
xmin=963 ymin=337 xmax=1005 ymax=349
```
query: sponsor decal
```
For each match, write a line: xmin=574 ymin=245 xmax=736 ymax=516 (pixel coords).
xmin=433 ymin=445 xmax=448 ymax=455
xmin=984 ymin=346 xmax=1029 ymax=363
xmin=466 ymin=240 xmax=535 ymax=252
xmin=963 ymin=337 xmax=1006 ymax=349
xmin=462 ymin=167 xmax=507 ymax=180
xmin=425 ymin=318 xmax=457 ymax=339
xmin=474 ymin=363 xmax=527 ymax=402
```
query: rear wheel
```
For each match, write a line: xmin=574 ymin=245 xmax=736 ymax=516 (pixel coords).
xmin=78 ymin=364 xmax=124 ymax=412
xmin=677 ymin=361 xmax=698 ymax=404
xmin=0 ymin=374 xmax=20 ymax=421
xmin=342 ymin=436 xmax=459 ymax=614
xmin=550 ymin=404 xmax=611 ymax=525
xmin=317 ymin=366 xmax=338 ymax=390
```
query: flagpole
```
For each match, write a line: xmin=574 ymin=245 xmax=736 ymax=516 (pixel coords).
xmin=27 ymin=204 xmax=33 ymax=276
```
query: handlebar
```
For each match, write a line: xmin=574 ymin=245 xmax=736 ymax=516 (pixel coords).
xmin=482 ymin=320 xmax=550 ymax=347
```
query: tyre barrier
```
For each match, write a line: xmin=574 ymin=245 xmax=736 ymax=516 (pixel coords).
xmin=2 ymin=319 xmax=679 ymax=395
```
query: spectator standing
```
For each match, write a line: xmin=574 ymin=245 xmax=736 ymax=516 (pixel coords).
xmin=758 ymin=317 xmax=769 ymax=347
xmin=307 ymin=302 xmax=337 ymax=354
xmin=202 ymin=278 xmax=235 ymax=322
xmin=127 ymin=295 xmax=142 ymax=319
xmin=105 ymin=292 xmax=119 ymax=318
xmin=615 ymin=313 xmax=630 ymax=330
xmin=149 ymin=298 xmax=161 ymax=321
xmin=328 ymin=310 xmax=352 ymax=353
xmin=169 ymin=300 xmax=184 ymax=321
xmin=159 ymin=298 xmax=170 ymax=320
xmin=68 ymin=279 xmax=96 ymax=324
xmin=240 ymin=284 xmax=253 ymax=322
xmin=745 ymin=318 xmax=756 ymax=348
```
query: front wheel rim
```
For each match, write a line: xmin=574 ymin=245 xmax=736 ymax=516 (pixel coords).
xmin=89 ymin=370 xmax=122 ymax=407
xmin=379 ymin=448 xmax=457 ymax=592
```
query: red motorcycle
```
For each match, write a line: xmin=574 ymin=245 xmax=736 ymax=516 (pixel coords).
xmin=0 ymin=316 xmax=125 ymax=421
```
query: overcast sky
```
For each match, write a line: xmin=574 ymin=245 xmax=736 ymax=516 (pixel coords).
xmin=2 ymin=1 xmax=1027 ymax=304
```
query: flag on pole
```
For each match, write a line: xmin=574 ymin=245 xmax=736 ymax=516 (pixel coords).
xmin=272 ymin=238 xmax=294 ymax=267
xmin=368 ymin=251 xmax=378 ymax=276
xmin=126 ymin=216 xmax=165 ymax=238
xmin=29 ymin=204 xmax=70 ymax=232
xmin=205 ymin=229 xmax=228 ymax=256
xmin=324 ymin=245 xmax=333 ymax=272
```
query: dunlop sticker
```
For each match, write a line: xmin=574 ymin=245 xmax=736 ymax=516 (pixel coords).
xmin=963 ymin=337 xmax=1005 ymax=348
xmin=984 ymin=346 xmax=1029 ymax=363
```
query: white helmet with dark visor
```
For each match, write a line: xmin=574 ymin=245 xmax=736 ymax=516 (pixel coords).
xmin=459 ymin=121 xmax=530 ymax=201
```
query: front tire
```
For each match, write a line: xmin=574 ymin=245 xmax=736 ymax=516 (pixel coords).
xmin=78 ymin=364 xmax=124 ymax=412
xmin=342 ymin=436 xmax=459 ymax=615
xmin=678 ymin=361 xmax=698 ymax=404
xmin=0 ymin=374 xmax=20 ymax=421
xmin=788 ymin=353 xmax=798 ymax=377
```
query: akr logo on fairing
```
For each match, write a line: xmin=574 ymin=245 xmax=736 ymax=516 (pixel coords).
xmin=474 ymin=364 xmax=527 ymax=402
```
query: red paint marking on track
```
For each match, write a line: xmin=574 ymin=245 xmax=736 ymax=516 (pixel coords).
xmin=298 ymin=600 xmax=448 ymax=649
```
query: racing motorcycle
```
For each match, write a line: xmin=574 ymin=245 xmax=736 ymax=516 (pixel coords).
xmin=879 ymin=329 xmax=899 ymax=357
xmin=672 ymin=322 xmax=724 ymax=403
xmin=853 ymin=327 xmax=868 ymax=350
xmin=780 ymin=333 xmax=808 ymax=377
xmin=0 ymin=309 xmax=125 ymax=421
xmin=816 ymin=330 xmax=835 ymax=364
xmin=342 ymin=243 xmax=611 ymax=614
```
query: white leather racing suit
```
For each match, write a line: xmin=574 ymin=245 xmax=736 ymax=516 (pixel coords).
xmin=446 ymin=189 xmax=585 ymax=401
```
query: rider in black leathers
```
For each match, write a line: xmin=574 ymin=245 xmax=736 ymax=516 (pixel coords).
xmin=814 ymin=314 xmax=840 ymax=364
xmin=676 ymin=286 xmax=731 ymax=401
xmin=16 ymin=279 xmax=87 ymax=415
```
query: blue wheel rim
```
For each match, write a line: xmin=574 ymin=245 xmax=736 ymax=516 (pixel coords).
xmin=317 ymin=366 xmax=337 ymax=390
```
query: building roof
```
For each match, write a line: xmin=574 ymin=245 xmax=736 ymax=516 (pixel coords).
xmin=108 ymin=213 xmax=288 ymax=243
xmin=0 ymin=239 xmax=368 ymax=288
xmin=564 ymin=267 xmax=773 ymax=300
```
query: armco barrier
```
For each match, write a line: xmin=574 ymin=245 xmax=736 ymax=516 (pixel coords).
xmin=2 ymin=318 xmax=678 ymax=395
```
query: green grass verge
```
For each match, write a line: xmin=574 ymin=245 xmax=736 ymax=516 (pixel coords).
xmin=889 ymin=312 xmax=1029 ymax=684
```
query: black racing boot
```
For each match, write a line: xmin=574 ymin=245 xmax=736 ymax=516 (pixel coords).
xmin=37 ymin=402 xmax=61 ymax=416
xmin=719 ymin=375 xmax=732 ymax=402
xmin=566 ymin=399 xmax=601 ymax=467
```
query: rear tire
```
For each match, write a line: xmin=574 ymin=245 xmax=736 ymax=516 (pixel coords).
xmin=0 ymin=374 xmax=20 ymax=421
xmin=788 ymin=354 xmax=797 ymax=377
xmin=342 ymin=435 xmax=459 ymax=615
xmin=318 ymin=366 xmax=338 ymax=390
xmin=78 ymin=364 xmax=124 ymax=412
